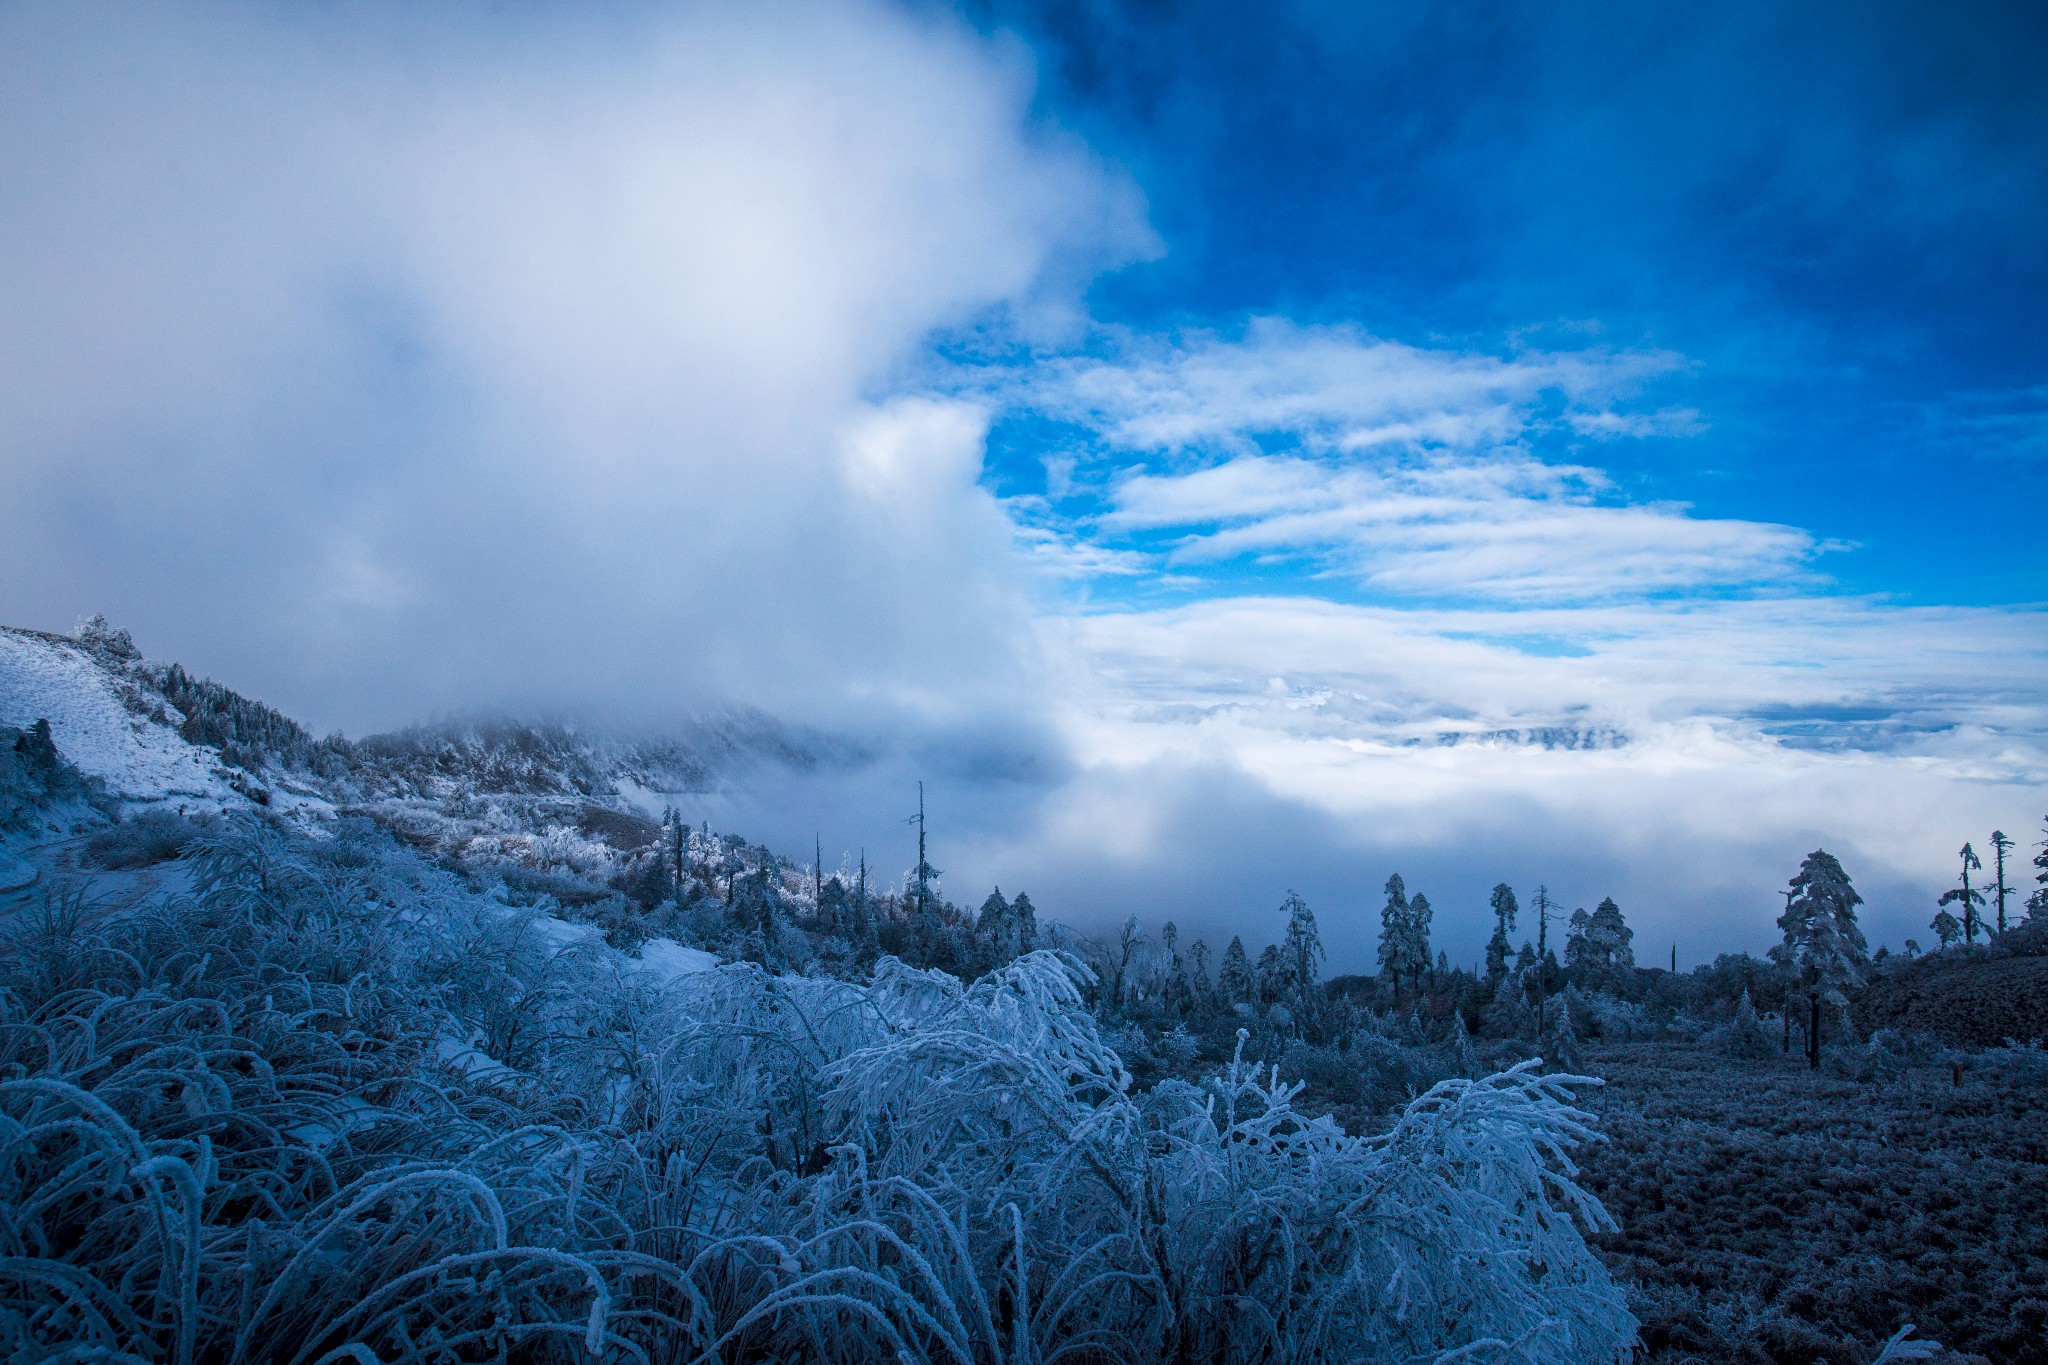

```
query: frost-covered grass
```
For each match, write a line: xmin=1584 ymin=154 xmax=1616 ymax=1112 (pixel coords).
xmin=1579 ymin=1040 xmax=2048 ymax=1364
xmin=0 ymin=818 xmax=1637 ymax=1363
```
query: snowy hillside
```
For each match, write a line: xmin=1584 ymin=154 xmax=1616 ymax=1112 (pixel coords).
xmin=0 ymin=617 xmax=822 ymax=830
xmin=0 ymin=624 xmax=252 ymax=812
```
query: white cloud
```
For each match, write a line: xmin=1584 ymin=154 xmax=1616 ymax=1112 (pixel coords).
xmin=1097 ymin=453 xmax=1816 ymax=600
xmin=980 ymin=322 xmax=1799 ymax=602
xmin=949 ymin=593 xmax=2048 ymax=962
xmin=0 ymin=0 xmax=1147 ymax=733
xmin=1007 ymin=316 xmax=1681 ymax=455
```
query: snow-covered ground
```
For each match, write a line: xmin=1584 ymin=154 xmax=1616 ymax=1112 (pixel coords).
xmin=0 ymin=849 xmax=35 ymax=892
xmin=0 ymin=627 xmax=244 ymax=812
xmin=638 ymin=936 xmax=720 ymax=981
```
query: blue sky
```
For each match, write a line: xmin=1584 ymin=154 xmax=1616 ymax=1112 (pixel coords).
xmin=957 ymin=0 xmax=2047 ymax=605
xmin=1 ymin=0 xmax=2042 ymax=966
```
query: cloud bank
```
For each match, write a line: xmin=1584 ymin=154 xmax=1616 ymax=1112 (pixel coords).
xmin=0 ymin=0 xmax=1147 ymax=733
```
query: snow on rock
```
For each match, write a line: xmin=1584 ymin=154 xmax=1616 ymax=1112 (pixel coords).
xmin=0 ymin=627 xmax=244 ymax=811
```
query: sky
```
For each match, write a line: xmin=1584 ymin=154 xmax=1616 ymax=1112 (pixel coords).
xmin=2 ymin=0 xmax=2044 ymax=969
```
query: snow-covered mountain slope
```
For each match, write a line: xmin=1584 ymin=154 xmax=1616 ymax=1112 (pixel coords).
xmin=0 ymin=625 xmax=250 ymax=813
xmin=0 ymin=618 xmax=842 ymax=840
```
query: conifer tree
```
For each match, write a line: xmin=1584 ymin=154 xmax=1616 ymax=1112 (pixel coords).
xmin=1187 ymin=938 xmax=1213 ymax=1008
xmin=2030 ymin=816 xmax=2048 ymax=923
xmin=1254 ymin=943 xmax=1285 ymax=1006
xmin=1779 ymin=849 xmax=1869 ymax=1068
xmin=664 ymin=809 xmax=688 ymax=905
xmin=1564 ymin=908 xmax=1592 ymax=977
xmin=816 ymin=876 xmax=849 ymax=937
xmin=1377 ymin=874 xmax=1410 ymax=998
xmin=1930 ymin=905 xmax=1962 ymax=949
xmin=1530 ymin=885 xmax=1557 ymax=1036
xmin=977 ymin=888 xmax=1014 ymax=965
xmin=1989 ymin=830 xmax=2015 ymax=935
xmin=1162 ymin=921 xmax=1194 ymax=1014
xmin=1218 ymin=935 xmax=1254 ymax=1005
xmin=1450 ymin=1012 xmax=1482 ymax=1076
xmin=1277 ymin=892 xmax=1324 ymax=1003
xmin=1566 ymin=898 xmax=1634 ymax=991
xmin=906 ymin=782 xmax=940 ymax=923
xmin=852 ymin=849 xmax=877 ymax=952
xmin=1590 ymin=898 xmax=1633 ymax=975
xmin=1725 ymin=989 xmax=1776 ymax=1060
xmin=1485 ymin=883 xmax=1518 ymax=982
xmin=1539 ymin=994 xmax=1581 ymax=1073
xmin=1937 ymin=843 xmax=1986 ymax=946
xmin=1009 ymin=891 xmax=1038 ymax=952
xmin=1405 ymin=892 xmax=1434 ymax=991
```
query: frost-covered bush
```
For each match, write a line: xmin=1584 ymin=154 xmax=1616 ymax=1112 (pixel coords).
xmin=0 ymin=819 xmax=1637 ymax=1363
xmin=1823 ymin=1033 xmax=1904 ymax=1082
xmin=1568 ymin=987 xmax=1660 ymax=1042
xmin=81 ymin=807 xmax=209 ymax=868
xmin=1538 ymin=997 xmax=1584 ymax=1073
xmin=1721 ymin=989 xmax=1778 ymax=1059
xmin=1974 ymin=1037 xmax=2048 ymax=1087
xmin=1584 ymin=1038 xmax=2047 ymax=1363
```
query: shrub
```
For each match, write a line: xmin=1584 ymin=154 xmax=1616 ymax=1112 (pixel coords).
xmin=1722 ymin=990 xmax=1777 ymax=1060
xmin=81 ymin=807 xmax=206 ymax=868
xmin=0 ymin=819 xmax=1639 ymax=1364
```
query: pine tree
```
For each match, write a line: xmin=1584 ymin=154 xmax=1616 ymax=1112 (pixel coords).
xmin=1218 ymin=935 xmax=1254 ymax=1005
xmin=1780 ymin=849 xmax=1870 ymax=1068
xmin=816 ymin=876 xmax=849 ymax=937
xmin=1405 ymin=892 xmax=1434 ymax=991
xmin=977 ymin=888 xmax=1014 ymax=965
xmin=1276 ymin=892 xmax=1324 ymax=999
xmin=1009 ymin=891 xmax=1038 ymax=953
xmin=1451 ymin=1013 xmax=1483 ymax=1077
xmin=2030 ymin=815 xmax=2048 ymax=923
xmin=1275 ymin=892 xmax=1326 ymax=1028
xmin=1725 ymin=989 xmax=1776 ymax=1060
xmin=1187 ymin=938 xmax=1213 ymax=1009
xmin=1566 ymin=898 xmax=1635 ymax=991
xmin=906 ymin=782 xmax=939 ymax=923
xmin=1930 ymin=906 xmax=1962 ymax=949
xmin=1539 ymin=993 xmax=1582 ymax=1073
xmin=1937 ymin=843 xmax=1987 ymax=946
xmin=1377 ymin=874 xmax=1410 ymax=998
xmin=1254 ymin=943 xmax=1285 ymax=1006
xmin=852 ymin=848 xmax=877 ymax=952
xmin=1485 ymin=883 xmax=1518 ymax=982
xmin=1530 ymin=885 xmax=1557 ymax=1036
xmin=662 ymin=809 xmax=688 ymax=905
xmin=1989 ymin=830 xmax=2015 ymax=936
xmin=1564 ymin=908 xmax=1592 ymax=977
